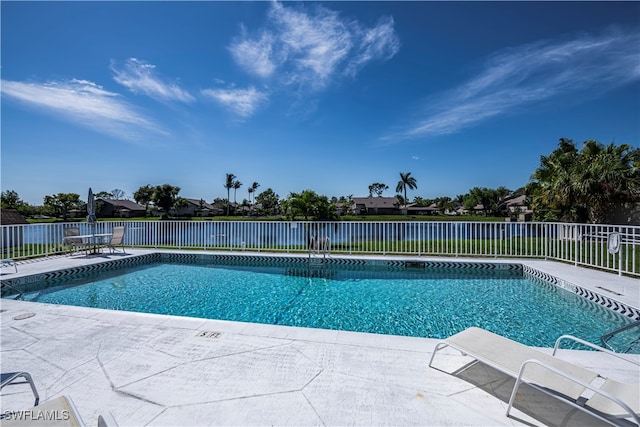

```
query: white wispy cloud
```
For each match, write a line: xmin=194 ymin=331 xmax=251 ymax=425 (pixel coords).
xmin=201 ymin=86 xmax=268 ymax=118
xmin=345 ymin=16 xmax=399 ymax=77
xmin=1 ymin=78 xmax=167 ymax=140
xmin=389 ymin=27 xmax=640 ymax=141
xmin=111 ymin=58 xmax=195 ymax=103
xmin=230 ymin=27 xmax=278 ymax=79
xmin=228 ymin=2 xmax=399 ymax=91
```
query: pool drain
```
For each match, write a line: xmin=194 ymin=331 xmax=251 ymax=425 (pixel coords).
xmin=13 ymin=313 xmax=35 ymax=320
xmin=196 ymin=331 xmax=221 ymax=339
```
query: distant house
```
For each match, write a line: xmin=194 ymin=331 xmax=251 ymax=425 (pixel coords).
xmin=453 ymin=206 xmax=465 ymax=216
xmin=473 ymin=204 xmax=485 ymax=215
xmin=444 ymin=204 xmax=464 ymax=216
xmin=335 ymin=202 xmax=349 ymax=216
xmin=68 ymin=209 xmax=84 ymax=219
xmin=0 ymin=209 xmax=28 ymax=248
xmin=172 ymin=199 xmax=223 ymax=217
xmin=0 ymin=209 xmax=28 ymax=226
xmin=352 ymin=197 xmax=400 ymax=215
xmin=404 ymin=203 xmax=439 ymax=216
xmin=97 ymin=199 xmax=146 ymax=218
xmin=503 ymin=195 xmax=533 ymax=222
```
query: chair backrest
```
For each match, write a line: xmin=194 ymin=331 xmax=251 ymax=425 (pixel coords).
xmin=64 ymin=227 xmax=82 ymax=244
xmin=110 ymin=226 xmax=125 ymax=245
xmin=64 ymin=227 xmax=80 ymax=237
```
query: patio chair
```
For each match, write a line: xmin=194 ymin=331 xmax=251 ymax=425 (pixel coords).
xmin=428 ymin=327 xmax=639 ymax=426
xmin=1 ymin=371 xmax=39 ymax=406
xmin=107 ymin=226 xmax=126 ymax=253
xmin=63 ymin=227 xmax=88 ymax=256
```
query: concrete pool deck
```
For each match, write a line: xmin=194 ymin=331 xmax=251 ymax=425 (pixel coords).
xmin=1 ymin=250 xmax=639 ymax=426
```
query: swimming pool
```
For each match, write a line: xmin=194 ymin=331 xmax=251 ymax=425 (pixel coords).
xmin=5 ymin=255 xmax=635 ymax=349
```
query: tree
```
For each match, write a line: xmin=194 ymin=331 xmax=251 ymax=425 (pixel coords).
xmin=433 ymin=196 xmax=455 ymax=213
xmin=133 ymin=185 xmax=154 ymax=216
xmin=285 ymin=190 xmax=338 ymax=221
xmin=574 ymin=141 xmax=640 ymax=223
xmin=152 ymin=184 xmax=181 ymax=219
xmin=111 ymin=188 xmax=126 ymax=200
xmin=337 ymin=195 xmax=354 ymax=215
xmin=1 ymin=190 xmax=22 ymax=209
xmin=211 ymin=198 xmax=227 ymax=213
xmin=528 ymin=138 xmax=640 ymax=223
xmin=173 ymin=196 xmax=189 ymax=215
xmin=224 ymin=173 xmax=236 ymax=215
xmin=255 ymin=188 xmax=279 ymax=215
xmin=95 ymin=191 xmax=113 ymax=199
xmin=233 ymin=180 xmax=242 ymax=204
xmin=368 ymin=183 xmax=388 ymax=197
xmin=463 ymin=187 xmax=511 ymax=216
xmin=395 ymin=172 xmax=418 ymax=209
xmin=493 ymin=186 xmax=512 ymax=215
xmin=43 ymin=193 xmax=81 ymax=220
xmin=248 ymin=181 xmax=260 ymax=205
xmin=285 ymin=190 xmax=314 ymax=220
xmin=1 ymin=190 xmax=31 ymax=216
xmin=527 ymin=138 xmax=580 ymax=221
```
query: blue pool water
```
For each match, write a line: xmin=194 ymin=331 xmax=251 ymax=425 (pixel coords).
xmin=14 ymin=261 xmax=634 ymax=348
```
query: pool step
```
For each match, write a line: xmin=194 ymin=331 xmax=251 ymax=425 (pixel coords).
xmin=309 ymin=258 xmax=325 ymax=267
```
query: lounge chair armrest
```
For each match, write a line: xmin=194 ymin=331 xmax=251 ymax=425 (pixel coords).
xmin=553 ymin=335 xmax=640 ymax=367
xmin=507 ymin=358 xmax=639 ymax=423
xmin=98 ymin=412 xmax=119 ymax=427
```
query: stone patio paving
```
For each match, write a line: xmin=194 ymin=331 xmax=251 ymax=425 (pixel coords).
xmin=1 ymin=251 xmax=638 ymax=426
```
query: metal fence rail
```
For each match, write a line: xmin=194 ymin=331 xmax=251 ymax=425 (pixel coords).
xmin=1 ymin=221 xmax=638 ymax=277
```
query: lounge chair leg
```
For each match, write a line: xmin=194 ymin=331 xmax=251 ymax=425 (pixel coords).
xmin=506 ymin=372 xmax=525 ymax=418
xmin=1 ymin=372 xmax=40 ymax=406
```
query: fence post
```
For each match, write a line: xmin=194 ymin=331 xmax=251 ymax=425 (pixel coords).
xmin=618 ymin=226 xmax=623 ymax=276
xmin=454 ymin=222 xmax=458 ymax=258
xmin=574 ymin=224 xmax=579 ymax=267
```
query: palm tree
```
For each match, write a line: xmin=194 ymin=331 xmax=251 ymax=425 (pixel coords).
xmin=395 ymin=172 xmax=418 ymax=209
xmin=224 ymin=173 xmax=236 ymax=215
xmin=528 ymin=138 xmax=580 ymax=221
xmin=250 ymin=182 xmax=260 ymax=204
xmin=573 ymin=141 xmax=640 ymax=222
xmin=233 ymin=180 xmax=242 ymax=204
xmin=528 ymin=138 xmax=640 ymax=223
xmin=247 ymin=181 xmax=260 ymax=205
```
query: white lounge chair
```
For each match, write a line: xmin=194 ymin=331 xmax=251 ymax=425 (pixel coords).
xmin=428 ymin=327 xmax=639 ymax=426
xmin=1 ymin=396 xmax=83 ymax=426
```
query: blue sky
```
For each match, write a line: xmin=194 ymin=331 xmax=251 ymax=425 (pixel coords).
xmin=2 ymin=1 xmax=639 ymax=206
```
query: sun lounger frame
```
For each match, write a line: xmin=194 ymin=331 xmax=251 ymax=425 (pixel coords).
xmin=1 ymin=372 xmax=39 ymax=406
xmin=428 ymin=327 xmax=639 ymax=426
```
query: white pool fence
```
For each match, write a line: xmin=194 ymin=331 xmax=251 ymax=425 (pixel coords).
xmin=1 ymin=221 xmax=638 ymax=277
